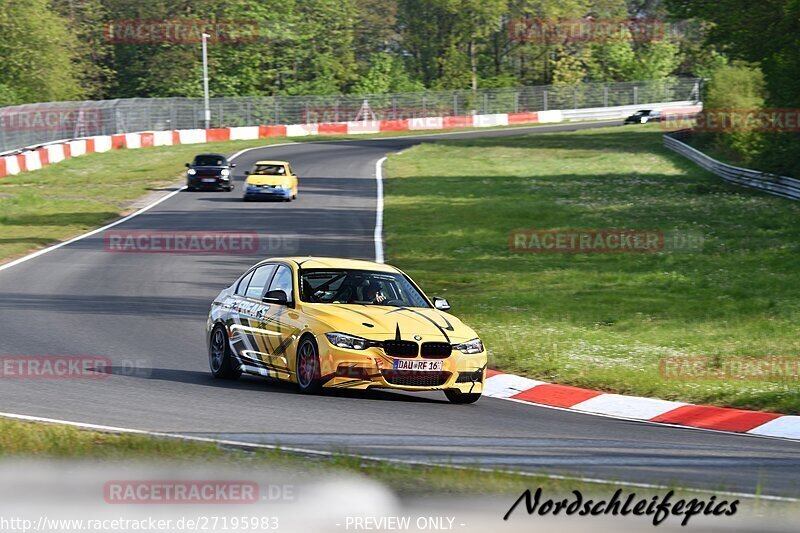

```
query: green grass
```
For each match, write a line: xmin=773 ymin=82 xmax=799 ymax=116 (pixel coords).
xmin=383 ymin=124 xmax=800 ymax=413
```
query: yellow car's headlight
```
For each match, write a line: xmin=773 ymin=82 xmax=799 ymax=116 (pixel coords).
xmin=325 ymin=332 xmax=370 ymax=350
xmin=453 ymin=338 xmax=484 ymax=354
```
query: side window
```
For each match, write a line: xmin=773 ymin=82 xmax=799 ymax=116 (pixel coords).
xmin=244 ymin=264 xmax=277 ymax=300
xmin=268 ymin=265 xmax=294 ymax=303
xmin=235 ymin=270 xmax=256 ymax=295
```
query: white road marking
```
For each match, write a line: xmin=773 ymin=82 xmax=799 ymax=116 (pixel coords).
xmin=0 ymin=410 xmax=792 ymax=502
xmin=374 ymin=157 xmax=387 ymax=263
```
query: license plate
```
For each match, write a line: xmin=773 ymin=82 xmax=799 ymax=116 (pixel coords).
xmin=201 ymin=178 xmax=216 ymax=183
xmin=393 ymin=360 xmax=443 ymax=371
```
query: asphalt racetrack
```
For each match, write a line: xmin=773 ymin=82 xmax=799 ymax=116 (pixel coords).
xmin=2 ymin=121 xmax=800 ymax=498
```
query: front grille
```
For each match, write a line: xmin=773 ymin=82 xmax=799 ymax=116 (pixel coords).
xmin=421 ymin=342 xmax=452 ymax=358
xmin=382 ymin=370 xmax=451 ymax=387
xmin=456 ymin=370 xmax=484 ymax=383
xmin=381 ymin=340 xmax=418 ymax=357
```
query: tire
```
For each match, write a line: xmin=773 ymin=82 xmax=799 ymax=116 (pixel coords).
xmin=444 ymin=389 xmax=481 ymax=404
xmin=208 ymin=324 xmax=241 ymax=379
xmin=243 ymin=196 xmax=251 ymax=202
xmin=226 ymin=185 xmax=234 ymax=192
xmin=295 ymin=336 xmax=322 ymax=393
xmin=187 ymin=186 xmax=196 ymax=191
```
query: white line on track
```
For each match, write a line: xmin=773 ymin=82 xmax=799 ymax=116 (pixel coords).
xmin=0 ymin=410 xmax=793 ymax=502
xmin=374 ymin=157 xmax=387 ymax=263
xmin=0 ymin=186 xmax=186 ymax=273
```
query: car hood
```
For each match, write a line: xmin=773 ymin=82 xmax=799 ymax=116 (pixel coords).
xmin=302 ymin=303 xmax=478 ymax=344
xmin=191 ymin=165 xmax=228 ymax=171
xmin=246 ymin=175 xmax=291 ymax=187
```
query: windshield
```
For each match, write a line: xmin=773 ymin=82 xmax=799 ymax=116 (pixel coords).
xmin=193 ymin=155 xmax=227 ymax=166
xmin=299 ymin=269 xmax=431 ymax=308
xmin=252 ymin=164 xmax=286 ymax=175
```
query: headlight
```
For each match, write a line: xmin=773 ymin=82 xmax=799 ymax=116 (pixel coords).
xmin=453 ymin=338 xmax=484 ymax=354
xmin=221 ymin=169 xmax=230 ymax=176
xmin=325 ymin=332 xmax=370 ymax=350
xmin=187 ymin=169 xmax=196 ymax=175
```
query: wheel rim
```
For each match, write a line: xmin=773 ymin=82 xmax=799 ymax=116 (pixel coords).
xmin=210 ymin=328 xmax=225 ymax=371
xmin=297 ymin=341 xmax=317 ymax=388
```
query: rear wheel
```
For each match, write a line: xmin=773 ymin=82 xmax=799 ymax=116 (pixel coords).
xmin=295 ymin=336 xmax=322 ymax=393
xmin=209 ymin=324 xmax=241 ymax=379
xmin=444 ymin=389 xmax=481 ymax=404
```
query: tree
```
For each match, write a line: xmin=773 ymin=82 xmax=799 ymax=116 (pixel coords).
xmin=0 ymin=0 xmax=86 ymax=104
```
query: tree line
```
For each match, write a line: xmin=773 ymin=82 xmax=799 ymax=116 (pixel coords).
xmin=0 ymin=0 xmax=722 ymax=106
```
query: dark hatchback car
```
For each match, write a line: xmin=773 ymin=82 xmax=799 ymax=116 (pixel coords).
xmin=186 ymin=154 xmax=236 ymax=191
xmin=624 ymin=109 xmax=662 ymax=124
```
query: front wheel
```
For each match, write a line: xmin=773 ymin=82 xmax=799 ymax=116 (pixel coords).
xmin=209 ymin=324 xmax=241 ymax=379
xmin=444 ymin=389 xmax=481 ymax=404
xmin=295 ymin=336 xmax=322 ymax=393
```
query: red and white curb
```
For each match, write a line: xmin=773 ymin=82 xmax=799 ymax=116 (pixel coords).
xmin=484 ymin=369 xmax=800 ymax=441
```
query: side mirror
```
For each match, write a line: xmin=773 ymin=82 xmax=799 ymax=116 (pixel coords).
xmin=433 ymin=297 xmax=450 ymax=311
xmin=185 ymin=163 xmax=190 ymax=168
xmin=263 ymin=290 xmax=288 ymax=306
xmin=244 ymin=170 xmax=250 ymax=175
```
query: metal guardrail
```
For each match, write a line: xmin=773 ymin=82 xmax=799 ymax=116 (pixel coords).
xmin=664 ymin=130 xmax=800 ymax=201
xmin=0 ymin=78 xmax=701 ymax=154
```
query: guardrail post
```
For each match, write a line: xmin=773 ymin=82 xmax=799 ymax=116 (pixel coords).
xmin=422 ymin=93 xmax=427 ymax=117
xmin=543 ymin=89 xmax=548 ymax=111
xmin=484 ymin=92 xmax=488 ymax=114
xmin=453 ymin=93 xmax=458 ymax=116
xmin=634 ymin=86 xmax=638 ymax=105
xmin=514 ymin=91 xmax=519 ymax=113
xmin=604 ymin=85 xmax=608 ymax=107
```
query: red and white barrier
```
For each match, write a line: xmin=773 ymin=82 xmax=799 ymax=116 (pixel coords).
xmin=484 ymin=369 xmax=798 ymax=440
xmin=0 ymin=101 xmax=698 ymax=180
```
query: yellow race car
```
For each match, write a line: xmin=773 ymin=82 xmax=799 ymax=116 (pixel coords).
xmin=243 ymin=160 xmax=298 ymax=201
xmin=207 ymin=257 xmax=487 ymax=403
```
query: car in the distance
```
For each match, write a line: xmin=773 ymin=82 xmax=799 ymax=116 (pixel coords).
xmin=207 ymin=257 xmax=487 ymax=403
xmin=624 ymin=109 xmax=662 ymax=124
xmin=243 ymin=160 xmax=298 ymax=202
xmin=186 ymin=153 xmax=235 ymax=191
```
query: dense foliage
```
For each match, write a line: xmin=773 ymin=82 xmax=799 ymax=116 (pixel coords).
xmin=667 ymin=0 xmax=800 ymax=177
xmin=0 ymin=0 xmax=720 ymax=104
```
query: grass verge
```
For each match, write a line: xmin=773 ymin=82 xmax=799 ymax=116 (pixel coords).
xmin=383 ymin=124 xmax=800 ymax=413
xmin=0 ymin=418 xmax=659 ymax=497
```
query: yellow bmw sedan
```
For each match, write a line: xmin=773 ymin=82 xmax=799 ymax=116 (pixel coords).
xmin=207 ymin=257 xmax=487 ymax=403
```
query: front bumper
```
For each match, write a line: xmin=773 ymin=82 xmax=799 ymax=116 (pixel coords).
xmin=316 ymin=338 xmax=487 ymax=393
xmin=189 ymin=175 xmax=231 ymax=188
xmin=243 ymin=186 xmax=291 ymax=199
